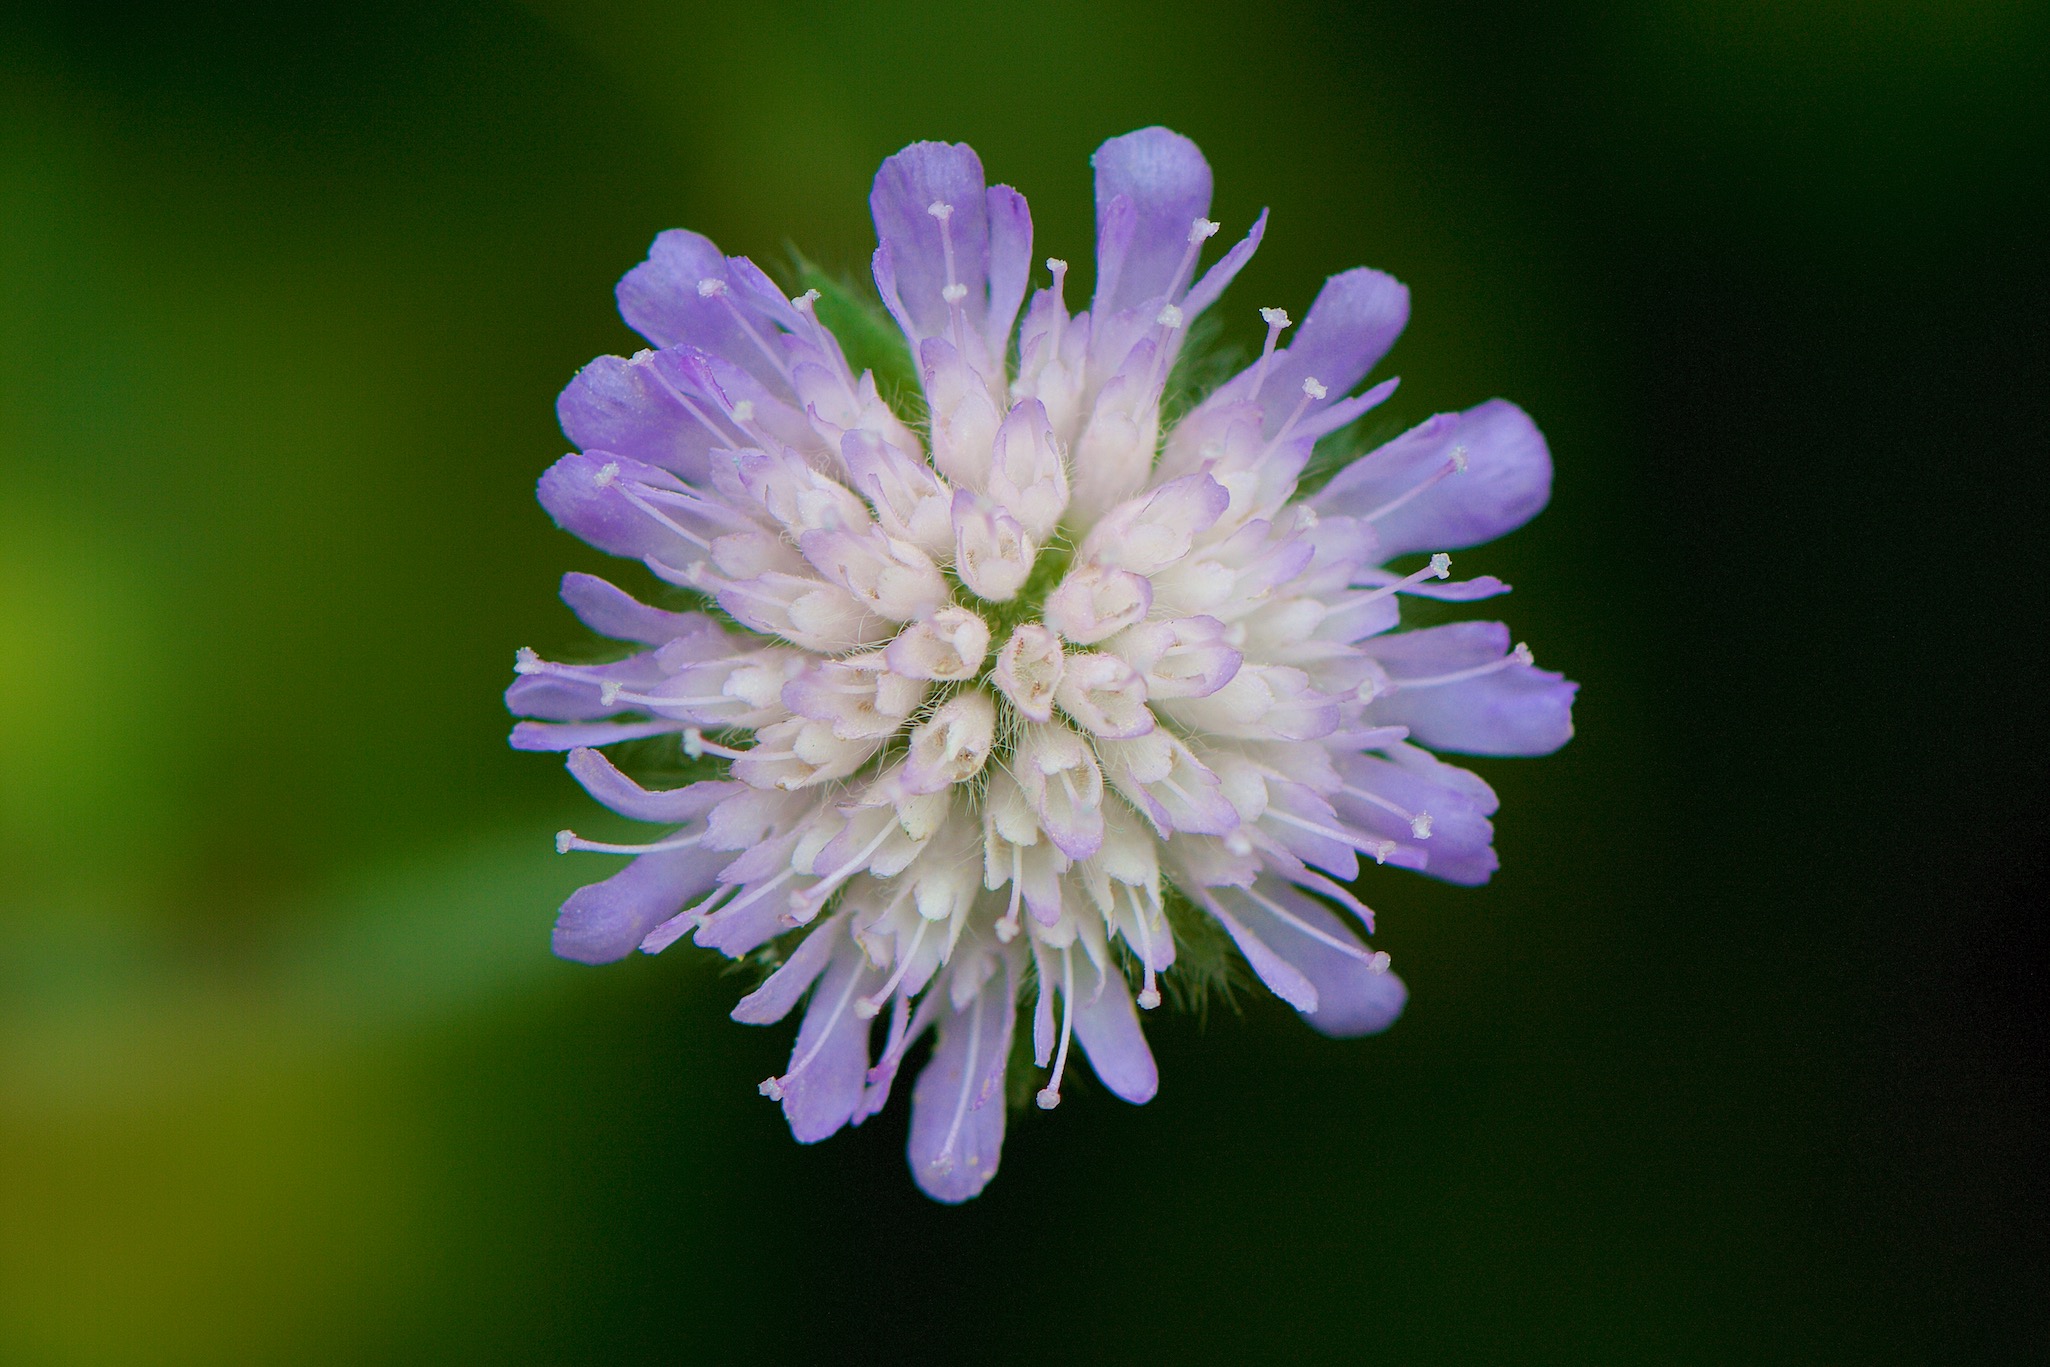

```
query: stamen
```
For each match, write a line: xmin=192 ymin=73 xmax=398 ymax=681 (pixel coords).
xmin=927 ymin=201 xmax=967 ymax=344
xmin=1328 ymin=554 xmax=1453 ymax=617
xmin=1338 ymin=782 xmax=1433 ymax=840
xmin=1155 ymin=303 xmax=1184 ymax=330
xmin=865 ymin=979 xmax=922 ymax=1082
xmin=760 ymin=946 xmax=868 ymax=1101
xmin=1291 ymin=868 xmax=1378 ymax=930
xmin=636 ymin=353 xmax=756 ymax=447
xmin=605 ymin=689 xmax=747 ymax=711
xmin=603 ymin=474 xmax=715 ymax=553
xmin=1387 ymin=644 xmax=1534 ymax=691
xmin=682 ymin=728 xmax=749 ymax=760
xmin=856 ymin=915 xmax=930 ymax=1018
xmin=699 ymin=277 xmax=792 ymax=382
xmin=514 ymin=655 xmax=681 ymax=712
xmin=866 ymin=988 xmax=912 ymax=1082
xmin=788 ymin=286 xmax=858 ymax=397
xmin=1126 ymin=884 xmax=1161 ymax=1009
xmin=722 ymin=864 xmax=799 ymax=927
xmin=1355 ymin=455 xmax=1468 ymax=525
xmin=554 ymin=828 xmax=704 ymax=856
xmin=1249 ymin=307 xmax=1292 ymax=397
xmin=1256 ymin=377 xmax=1325 ymax=462
xmin=1243 ymin=885 xmax=1386 ymax=968
xmin=1045 ymin=258 xmax=1070 ymax=356
xmin=1156 ymin=216 xmax=1219 ymax=310
xmin=936 ymin=975 xmax=987 ymax=1167
xmin=1262 ymin=807 xmax=1399 ymax=863
xmin=790 ymin=822 xmax=896 ymax=916
xmin=1033 ymin=950 xmax=1082 ymax=1114
xmin=995 ymin=846 xmax=1025 ymax=943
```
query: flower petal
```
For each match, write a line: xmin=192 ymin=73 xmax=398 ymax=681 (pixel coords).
xmin=509 ymin=718 xmax=686 ymax=751
xmin=870 ymin=142 xmax=995 ymax=348
xmin=551 ymin=845 xmax=727 ymax=965
xmin=1091 ymin=127 xmax=1214 ymax=317
xmin=1073 ymin=971 xmax=1159 ymax=1104
xmin=732 ymin=912 xmax=845 ymax=1025
xmin=1314 ymin=400 xmax=1552 ymax=556
xmin=1332 ymin=750 xmax=1497 ymax=886
xmin=1228 ymin=879 xmax=1407 ymax=1038
xmin=559 ymin=572 xmax=713 ymax=646
xmin=1207 ymin=268 xmax=1410 ymax=436
xmin=776 ymin=938 xmax=879 ymax=1143
xmin=1363 ymin=622 xmax=1577 ymax=756
xmin=1180 ymin=208 xmax=1267 ymax=322
xmin=1200 ymin=890 xmax=1319 ymax=1013
xmin=983 ymin=184 xmax=1034 ymax=362
xmin=536 ymin=452 xmax=694 ymax=562
xmin=566 ymin=748 xmax=736 ymax=824
xmin=557 ymin=350 xmax=727 ymax=483
xmin=614 ymin=233 xmax=799 ymax=396
xmin=908 ymin=958 xmax=1014 ymax=1203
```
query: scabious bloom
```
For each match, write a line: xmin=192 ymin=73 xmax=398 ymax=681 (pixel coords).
xmin=510 ymin=128 xmax=1574 ymax=1201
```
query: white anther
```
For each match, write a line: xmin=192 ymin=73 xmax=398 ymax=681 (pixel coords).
xmin=1137 ymin=986 xmax=1162 ymax=1010
xmin=598 ymin=680 xmax=622 ymax=706
xmin=1259 ymin=307 xmax=1292 ymax=329
xmin=593 ymin=461 xmax=620 ymax=488
xmin=1410 ymin=812 xmax=1434 ymax=839
xmin=792 ymin=287 xmax=821 ymax=309
xmin=1036 ymin=946 xmax=1077 ymax=1110
xmin=729 ymin=399 xmax=755 ymax=424
xmin=1450 ymin=444 xmax=1470 ymax=473
xmin=942 ymin=282 xmax=969 ymax=304
xmin=513 ymin=647 xmax=542 ymax=674
xmin=1428 ymin=552 xmax=1452 ymax=578
xmin=1368 ymin=951 xmax=1392 ymax=973
xmin=927 ymin=201 xmax=954 ymax=221
xmin=683 ymin=729 xmax=749 ymax=760
xmin=1302 ymin=376 xmax=1328 ymax=400
xmin=1189 ymin=217 xmax=1221 ymax=242
xmin=696 ymin=278 xmax=726 ymax=298
xmin=1156 ymin=303 xmax=1184 ymax=329
xmin=554 ymin=830 xmax=575 ymax=854
xmin=757 ymin=1077 xmax=785 ymax=1100
xmin=1045 ymin=257 xmax=1068 ymax=273
xmin=1511 ymin=642 xmax=1535 ymax=666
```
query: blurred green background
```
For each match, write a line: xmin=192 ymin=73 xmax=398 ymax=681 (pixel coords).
xmin=2 ymin=1 xmax=2043 ymax=1361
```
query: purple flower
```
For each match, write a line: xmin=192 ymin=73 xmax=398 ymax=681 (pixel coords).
xmin=511 ymin=128 xmax=1576 ymax=1202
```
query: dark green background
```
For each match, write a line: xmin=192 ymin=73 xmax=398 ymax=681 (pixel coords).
xmin=2 ymin=1 xmax=2042 ymax=1361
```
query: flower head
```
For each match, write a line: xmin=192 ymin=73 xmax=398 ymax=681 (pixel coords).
xmin=510 ymin=128 xmax=1576 ymax=1202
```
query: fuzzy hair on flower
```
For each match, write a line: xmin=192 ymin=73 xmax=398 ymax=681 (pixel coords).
xmin=509 ymin=127 xmax=1575 ymax=1202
